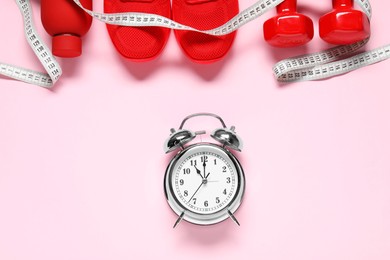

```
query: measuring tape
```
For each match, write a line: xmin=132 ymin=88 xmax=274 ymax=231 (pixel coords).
xmin=1 ymin=0 xmax=389 ymax=88
xmin=0 ymin=0 xmax=61 ymax=88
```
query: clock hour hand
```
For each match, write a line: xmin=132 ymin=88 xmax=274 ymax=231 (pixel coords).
xmin=194 ymin=165 xmax=203 ymax=179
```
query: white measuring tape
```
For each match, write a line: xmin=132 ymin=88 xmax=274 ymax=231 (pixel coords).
xmin=1 ymin=0 xmax=389 ymax=88
xmin=0 ymin=0 xmax=61 ymax=88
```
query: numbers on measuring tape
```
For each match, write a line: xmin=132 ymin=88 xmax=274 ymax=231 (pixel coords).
xmin=0 ymin=0 xmax=61 ymax=88
xmin=276 ymin=45 xmax=390 ymax=82
xmin=0 ymin=0 xmax=389 ymax=88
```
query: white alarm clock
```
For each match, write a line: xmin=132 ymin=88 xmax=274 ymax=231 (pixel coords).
xmin=164 ymin=113 xmax=245 ymax=227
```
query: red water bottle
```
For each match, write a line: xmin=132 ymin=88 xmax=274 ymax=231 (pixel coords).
xmin=41 ymin=0 xmax=93 ymax=58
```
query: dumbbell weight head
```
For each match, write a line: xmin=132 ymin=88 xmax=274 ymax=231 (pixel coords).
xmin=264 ymin=0 xmax=314 ymax=48
xmin=319 ymin=0 xmax=370 ymax=45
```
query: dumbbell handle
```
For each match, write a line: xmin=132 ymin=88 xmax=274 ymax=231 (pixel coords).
xmin=333 ymin=0 xmax=353 ymax=8
xmin=277 ymin=0 xmax=297 ymax=13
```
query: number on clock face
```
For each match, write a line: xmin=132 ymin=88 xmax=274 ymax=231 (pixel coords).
xmin=173 ymin=151 xmax=238 ymax=214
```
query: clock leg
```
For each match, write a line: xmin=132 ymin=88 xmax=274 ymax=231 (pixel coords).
xmin=228 ymin=210 xmax=240 ymax=226
xmin=173 ymin=211 xmax=185 ymax=228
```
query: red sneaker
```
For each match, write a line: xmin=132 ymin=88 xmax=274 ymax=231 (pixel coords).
xmin=104 ymin=0 xmax=171 ymax=62
xmin=172 ymin=0 xmax=239 ymax=64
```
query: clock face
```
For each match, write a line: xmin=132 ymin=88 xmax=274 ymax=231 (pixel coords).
xmin=169 ymin=144 xmax=239 ymax=215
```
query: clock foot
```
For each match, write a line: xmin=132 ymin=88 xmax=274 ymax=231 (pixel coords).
xmin=228 ymin=210 xmax=240 ymax=226
xmin=173 ymin=212 xmax=185 ymax=228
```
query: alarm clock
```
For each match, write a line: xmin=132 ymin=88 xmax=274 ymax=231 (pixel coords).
xmin=164 ymin=113 xmax=245 ymax=227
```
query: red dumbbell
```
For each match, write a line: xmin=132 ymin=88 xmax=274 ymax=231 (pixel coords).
xmin=263 ymin=0 xmax=314 ymax=47
xmin=319 ymin=0 xmax=370 ymax=45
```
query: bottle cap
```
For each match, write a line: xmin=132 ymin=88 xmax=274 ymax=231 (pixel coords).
xmin=52 ymin=34 xmax=82 ymax=58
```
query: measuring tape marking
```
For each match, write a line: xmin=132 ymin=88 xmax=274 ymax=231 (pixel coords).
xmin=0 ymin=0 xmax=61 ymax=88
xmin=276 ymin=44 xmax=390 ymax=82
xmin=356 ymin=0 xmax=372 ymax=18
xmin=273 ymin=40 xmax=369 ymax=75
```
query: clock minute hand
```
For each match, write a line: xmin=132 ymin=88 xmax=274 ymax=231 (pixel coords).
xmin=203 ymin=157 xmax=207 ymax=178
xmin=189 ymin=180 xmax=205 ymax=202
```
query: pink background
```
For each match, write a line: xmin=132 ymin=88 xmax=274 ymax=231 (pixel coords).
xmin=1 ymin=0 xmax=390 ymax=259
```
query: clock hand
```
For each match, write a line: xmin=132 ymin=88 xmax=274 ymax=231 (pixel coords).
xmin=188 ymin=180 xmax=205 ymax=202
xmin=194 ymin=165 xmax=203 ymax=179
xmin=203 ymin=157 xmax=207 ymax=178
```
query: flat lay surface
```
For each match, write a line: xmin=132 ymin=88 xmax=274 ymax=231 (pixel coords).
xmin=1 ymin=0 xmax=390 ymax=259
